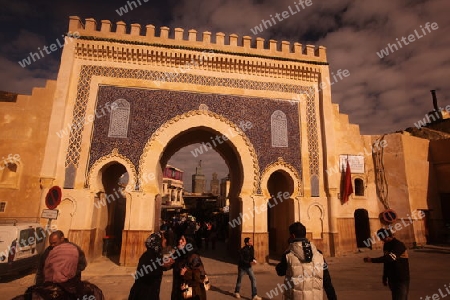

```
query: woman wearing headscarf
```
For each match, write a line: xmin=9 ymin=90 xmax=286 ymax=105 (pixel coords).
xmin=180 ymin=236 xmax=208 ymax=300
xmin=128 ymin=232 xmax=174 ymax=300
xmin=171 ymin=235 xmax=191 ymax=300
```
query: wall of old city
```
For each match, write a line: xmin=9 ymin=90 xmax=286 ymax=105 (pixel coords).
xmin=0 ymin=81 xmax=56 ymax=224
xmin=0 ymin=15 xmax=439 ymax=266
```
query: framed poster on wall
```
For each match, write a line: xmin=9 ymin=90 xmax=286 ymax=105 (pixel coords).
xmin=339 ymin=155 xmax=365 ymax=174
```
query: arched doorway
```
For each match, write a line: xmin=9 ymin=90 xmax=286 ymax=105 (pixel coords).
xmin=267 ymin=170 xmax=295 ymax=256
xmin=138 ymin=110 xmax=260 ymax=262
xmin=100 ymin=162 xmax=127 ymax=263
xmin=354 ymin=208 xmax=371 ymax=248
xmin=159 ymin=127 xmax=242 ymax=254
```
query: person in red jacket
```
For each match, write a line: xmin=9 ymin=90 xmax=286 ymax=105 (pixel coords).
xmin=364 ymin=228 xmax=410 ymax=300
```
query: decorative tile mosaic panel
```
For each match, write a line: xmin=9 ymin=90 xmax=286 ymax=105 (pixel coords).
xmin=108 ymin=99 xmax=130 ymax=138
xmin=64 ymin=65 xmax=320 ymax=190
xmin=305 ymin=88 xmax=320 ymax=187
xmin=90 ymin=87 xmax=302 ymax=179
xmin=271 ymin=110 xmax=288 ymax=148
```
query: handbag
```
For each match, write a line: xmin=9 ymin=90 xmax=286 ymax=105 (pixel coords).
xmin=181 ymin=282 xmax=193 ymax=299
xmin=203 ymin=275 xmax=211 ymax=291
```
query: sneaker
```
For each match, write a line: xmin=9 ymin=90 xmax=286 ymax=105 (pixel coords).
xmin=252 ymin=296 xmax=262 ymax=300
xmin=234 ymin=292 xmax=241 ymax=298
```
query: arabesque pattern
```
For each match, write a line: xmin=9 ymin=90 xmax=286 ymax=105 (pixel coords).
xmin=64 ymin=65 xmax=319 ymax=191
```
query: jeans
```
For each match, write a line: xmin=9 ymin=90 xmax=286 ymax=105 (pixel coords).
xmin=234 ymin=266 xmax=257 ymax=297
xmin=389 ymin=280 xmax=409 ymax=300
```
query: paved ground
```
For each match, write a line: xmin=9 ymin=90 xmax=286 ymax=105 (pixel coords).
xmin=1 ymin=242 xmax=450 ymax=299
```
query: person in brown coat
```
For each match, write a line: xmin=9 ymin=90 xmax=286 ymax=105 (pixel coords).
xmin=180 ymin=237 xmax=207 ymax=300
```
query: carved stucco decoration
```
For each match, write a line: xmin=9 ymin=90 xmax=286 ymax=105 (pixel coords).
xmin=307 ymin=202 xmax=324 ymax=220
xmin=260 ymin=157 xmax=303 ymax=198
xmin=59 ymin=196 xmax=77 ymax=217
xmin=139 ymin=109 xmax=260 ymax=194
xmin=65 ymin=65 xmax=318 ymax=192
xmin=307 ymin=202 xmax=324 ymax=239
xmin=86 ymin=148 xmax=138 ymax=191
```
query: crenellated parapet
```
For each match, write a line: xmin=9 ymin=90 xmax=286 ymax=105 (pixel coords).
xmin=69 ymin=16 xmax=327 ymax=64
xmin=68 ymin=16 xmax=327 ymax=82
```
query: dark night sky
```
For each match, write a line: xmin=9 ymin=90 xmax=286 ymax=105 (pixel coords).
xmin=1 ymin=0 xmax=449 ymax=191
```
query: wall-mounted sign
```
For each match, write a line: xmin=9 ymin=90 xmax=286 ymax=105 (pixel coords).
xmin=339 ymin=155 xmax=365 ymax=174
xmin=45 ymin=186 xmax=62 ymax=210
xmin=41 ymin=209 xmax=59 ymax=219
xmin=381 ymin=209 xmax=397 ymax=224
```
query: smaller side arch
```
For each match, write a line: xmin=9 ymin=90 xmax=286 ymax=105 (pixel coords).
xmin=260 ymin=157 xmax=302 ymax=199
xmin=86 ymin=148 xmax=137 ymax=192
xmin=307 ymin=202 xmax=324 ymax=219
xmin=307 ymin=202 xmax=324 ymax=239
xmin=57 ymin=197 xmax=77 ymax=236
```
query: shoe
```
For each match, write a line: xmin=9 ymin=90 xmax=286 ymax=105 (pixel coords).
xmin=252 ymin=296 xmax=262 ymax=300
xmin=234 ymin=292 xmax=241 ymax=298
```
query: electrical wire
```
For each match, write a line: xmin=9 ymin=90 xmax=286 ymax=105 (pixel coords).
xmin=373 ymin=135 xmax=389 ymax=209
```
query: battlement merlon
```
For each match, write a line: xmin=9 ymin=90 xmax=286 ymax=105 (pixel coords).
xmin=68 ymin=16 xmax=327 ymax=63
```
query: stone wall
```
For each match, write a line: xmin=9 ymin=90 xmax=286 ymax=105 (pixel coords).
xmin=0 ymin=80 xmax=56 ymax=221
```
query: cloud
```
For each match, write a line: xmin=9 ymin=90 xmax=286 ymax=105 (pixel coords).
xmin=0 ymin=0 xmax=448 ymax=181
xmin=167 ymin=0 xmax=449 ymax=135
xmin=320 ymin=0 xmax=449 ymax=134
xmin=0 ymin=57 xmax=53 ymax=95
xmin=0 ymin=1 xmax=35 ymax=22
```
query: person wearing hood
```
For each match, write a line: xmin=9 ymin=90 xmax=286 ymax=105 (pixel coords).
xmin=128 ymin=232 xmax=175 ymax=300
xmin=276 ymin=222 xmax=337 ymax=300
xmin=180 ymin=237 xmax=208 ymax=300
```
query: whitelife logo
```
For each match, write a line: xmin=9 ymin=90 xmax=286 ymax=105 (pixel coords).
xmin=228 ymin=191 xmax=290 ymax=228
xmin=250 ymin=0 xmax=313 ymax=35
xmin=376 ymin=22 xmax=439 ymax=59
xmin=190 ymin=121 xmax=253 ymax=158
xmin=18 ymin=32 xmax=80 ymax=68
xmin=116 ymin=0 xmax=149 ymax=16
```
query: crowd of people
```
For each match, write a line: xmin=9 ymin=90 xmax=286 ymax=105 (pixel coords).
xmin=12 ymin=219 xmax=410 ymax=300
xmin=159 ymin=215 xmax=228 ymax=251
xmin=129 ymin=229 xmax=209 ymax=300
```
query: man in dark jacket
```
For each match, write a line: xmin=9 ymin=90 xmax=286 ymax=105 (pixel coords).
xmin=233 ymin=237 xmax=262 ymax=300
xmin=364 ymin=228 xmax=410 ymax=300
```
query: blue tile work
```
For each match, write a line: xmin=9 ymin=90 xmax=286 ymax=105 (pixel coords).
xmin=88 ymin=85 xmax=302 ymax=181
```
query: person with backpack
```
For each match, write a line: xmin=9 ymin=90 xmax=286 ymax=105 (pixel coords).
xmin=275 ymin=222 xmax=337 ymax=300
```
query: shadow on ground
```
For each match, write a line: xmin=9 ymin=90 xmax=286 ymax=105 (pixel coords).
xmin=0 ymin=268 xmax=35 ymax=283
xmin=413 ymin=248 xmax=450 ymax=254
xmin=198 ymin=240 xmax=237 ymax=264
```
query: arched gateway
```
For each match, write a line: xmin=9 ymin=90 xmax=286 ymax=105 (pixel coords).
xmin=37 ymin=16 xmax=347 ymax=266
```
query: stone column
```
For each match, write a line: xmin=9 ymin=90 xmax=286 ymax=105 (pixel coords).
xmin=120 ymin=191 xmax=153 ymax=266
xmin=240 ymin=194 xmax=269 ymax=263
xmin=326 ymin=187 xmax=339 ymax=256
